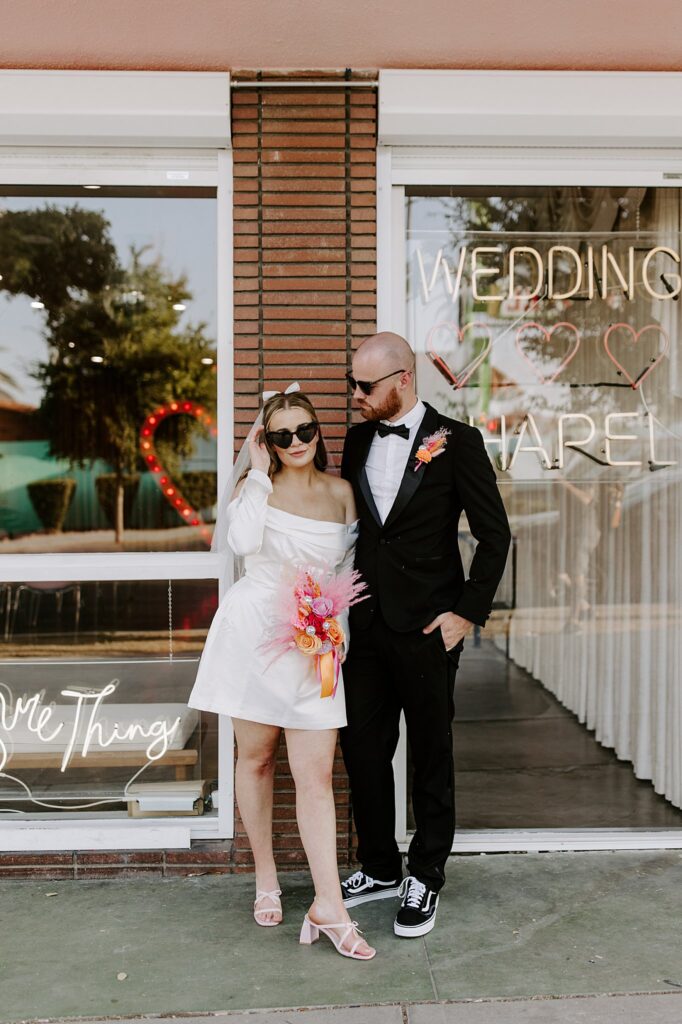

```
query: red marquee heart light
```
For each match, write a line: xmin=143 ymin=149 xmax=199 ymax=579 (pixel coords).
xmin=139 ymin=401 xmax=217 ymax=545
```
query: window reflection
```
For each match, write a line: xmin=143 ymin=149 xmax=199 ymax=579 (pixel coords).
xmin=0 ymin=187 xmax=217 ymax=554
xmin=0 ymin=579 xmax=218 ymax=818
xmin=406 ymin=186 xmax=682 ymax=828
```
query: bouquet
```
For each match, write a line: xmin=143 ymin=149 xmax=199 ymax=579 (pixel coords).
xmin=262 ymin=564 xmax=368 ymax=698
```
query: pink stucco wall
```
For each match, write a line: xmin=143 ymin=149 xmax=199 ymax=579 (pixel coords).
xmin=2 ymin=0 xmax=681 ymax=72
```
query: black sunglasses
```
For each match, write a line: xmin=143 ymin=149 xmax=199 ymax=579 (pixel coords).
xmin=265 ymin=420 xmax=318 ymax=449
xmin=345 ymin=368 xmax=407 ymax=396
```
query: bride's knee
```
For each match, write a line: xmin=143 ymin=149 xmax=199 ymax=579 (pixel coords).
xmin=290 ymin=759 xmax=333 ymax=793
xmin=237 ymin=749 xmax=277 ymax=779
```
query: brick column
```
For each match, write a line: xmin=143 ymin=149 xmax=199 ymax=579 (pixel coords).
xmin=232 ymin=72 xmax=377 ymax=870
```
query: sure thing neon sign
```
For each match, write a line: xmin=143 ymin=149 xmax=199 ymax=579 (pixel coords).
xmin=0 ymin=683 xmax=182 ymax=773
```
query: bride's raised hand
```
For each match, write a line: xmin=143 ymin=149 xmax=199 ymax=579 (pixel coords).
xmin=248 ymin=424 xmax=271 ymax=474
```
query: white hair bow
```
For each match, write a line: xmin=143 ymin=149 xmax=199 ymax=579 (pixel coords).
xmin=262 ymin=381 xmax=301 ymax=401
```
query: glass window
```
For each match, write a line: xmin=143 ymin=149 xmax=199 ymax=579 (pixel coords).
xmin=0 ymin=578 xmax=218 ymax=819
xmin=405 ymin=185 xmax=682 ymax=829
xmin=0 ymin=186 xmax=217 ymax=554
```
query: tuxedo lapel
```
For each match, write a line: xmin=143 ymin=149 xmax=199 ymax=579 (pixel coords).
xmin=354 ymin=424 xmax=382 ymax=527
xmin=382 ymin=403 xmax=439 ymax=530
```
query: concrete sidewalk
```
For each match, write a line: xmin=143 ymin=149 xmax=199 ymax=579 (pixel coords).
xmin=2 ymin=851 xmax=681 ymax=1023
xmin=23 ymin=995 xmax=682 ymax=1024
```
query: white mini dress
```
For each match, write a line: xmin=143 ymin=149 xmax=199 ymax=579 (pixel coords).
xmin=187 ymin=469 xmax=357 ymax=730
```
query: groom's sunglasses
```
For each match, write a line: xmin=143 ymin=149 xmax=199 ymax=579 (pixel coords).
xmin=265 ymin=420 xmax=318 ymax=449
xmin=345 ymin=368 xmax=406 ymax=396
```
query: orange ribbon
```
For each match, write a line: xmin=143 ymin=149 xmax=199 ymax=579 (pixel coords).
xmin=318 ymin=651 xmax=336 ymax=699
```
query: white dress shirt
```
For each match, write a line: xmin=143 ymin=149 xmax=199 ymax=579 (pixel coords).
xmin=364 ymin=399 xmax=426 ymax=523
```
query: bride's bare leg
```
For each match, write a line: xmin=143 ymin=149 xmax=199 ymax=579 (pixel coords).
xmin=233 ymin=717 xmax=282 ymax=924
xmin=285 ymin=727 xmax=374 ymax=957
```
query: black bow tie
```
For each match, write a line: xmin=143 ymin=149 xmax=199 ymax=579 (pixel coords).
xmin=377 ymin=421 xmax=410 ymax=439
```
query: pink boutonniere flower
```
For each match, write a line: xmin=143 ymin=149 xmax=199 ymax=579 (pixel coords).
xmin=414 ymin=427 xmax=450 ymax=471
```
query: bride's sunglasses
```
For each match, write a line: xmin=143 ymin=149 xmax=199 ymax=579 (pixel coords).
xmin=265 ymin=420 xmax=318 ymax=450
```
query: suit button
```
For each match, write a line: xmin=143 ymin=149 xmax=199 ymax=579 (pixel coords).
xmin=379 ymin=538 xmax=387 ymax=545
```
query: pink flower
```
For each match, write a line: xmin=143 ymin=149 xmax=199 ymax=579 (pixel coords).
xmin=311 ymin=596 xmax=333 ymax=617
xmin=259 ymin=563 xmax=369 ymax=687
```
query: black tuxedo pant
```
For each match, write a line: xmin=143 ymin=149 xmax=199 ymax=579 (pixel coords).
xmin=340 ymin=606 xmax=463 ymax=892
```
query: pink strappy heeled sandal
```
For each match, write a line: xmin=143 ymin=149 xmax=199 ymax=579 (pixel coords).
xmin=299 ymin=914 xmax=376 ymax=960
xmin=253 ymin=888 xmax=282 ymax=927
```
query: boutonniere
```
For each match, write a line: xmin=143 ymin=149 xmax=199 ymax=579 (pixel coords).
xmin=414 ymin=427 xmax=450 ymax=471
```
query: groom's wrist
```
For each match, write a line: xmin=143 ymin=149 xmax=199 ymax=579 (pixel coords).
xmin=452 ymin=597 xmax=488 ymax=628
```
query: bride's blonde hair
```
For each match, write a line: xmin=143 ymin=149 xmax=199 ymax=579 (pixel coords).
xmin=262 ymin=391 xmax=328 ymax=477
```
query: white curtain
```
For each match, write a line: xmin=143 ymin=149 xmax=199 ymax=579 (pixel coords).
xmin=495 ymin=188 xmax=682 ymax=810
xmin=495 ymin=465 xmax=682 ymax=809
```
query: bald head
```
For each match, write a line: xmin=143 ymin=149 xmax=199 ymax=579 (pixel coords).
xmin=355 ymin=332 xmax=416 ymax=375
xmin=350 ymin=331 xmax=418 ymax=423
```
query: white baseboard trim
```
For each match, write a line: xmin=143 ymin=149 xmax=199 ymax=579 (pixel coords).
xmin=0 ymin=821 xmax=191 ymax=851
xmin=398 ymin=828 xmax=682 ymax=854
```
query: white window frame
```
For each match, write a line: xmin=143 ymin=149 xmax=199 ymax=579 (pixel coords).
xmin=378 ymin=69 xmax=682 ymax=853
xmin=0 ymin=72 xmax=234 ymax=850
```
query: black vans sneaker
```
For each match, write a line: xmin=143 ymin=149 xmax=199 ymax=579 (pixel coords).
xmin=394 ymin=876 xmax=439 ymax=937
xmin=341 ymin=869 xmax=403 ymax=909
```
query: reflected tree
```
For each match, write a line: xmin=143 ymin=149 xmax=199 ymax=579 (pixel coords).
xmin=35 ymin=245 xmax=215 ymax=543
xmin=0 ymin=205 xmax=215 ymax=543
xmin=0 ymin=204 xmax=120 ymax=321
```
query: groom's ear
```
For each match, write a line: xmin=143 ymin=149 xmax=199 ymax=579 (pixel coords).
xmin=398 ymin=368 xmax=414 ymax=391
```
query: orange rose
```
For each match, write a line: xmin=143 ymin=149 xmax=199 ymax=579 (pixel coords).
xmin=295 ymin=631 xmax=322 ymax=655
xmin=326 ymin=619 xmax=346 ymax=647
xmin=416 ymin=447 xmax=432 ymax=464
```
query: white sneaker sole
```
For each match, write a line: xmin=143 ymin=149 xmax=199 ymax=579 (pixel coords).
xmin=394 ymin=906 xmax=438 ymax=938
xmin=342 ymin=885 xmax=402 ymax=909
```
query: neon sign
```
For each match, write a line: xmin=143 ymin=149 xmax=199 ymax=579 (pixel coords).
xmin=515 ymin=321 xmax=582 ymax=385
xmin=0 ymin=683 xmax=182 ymax=773
xmin=472 ymin=411 xmax=677 ymax=472
xmin=426 ymin=322 xmax=492 ymax=388
xmin=426 ymin=321 xmax=669 ymax=391
xmin=603 ymin=323 xmax=670 ymax=389
xmin=417 ymin=245 xmax=682 ymax=304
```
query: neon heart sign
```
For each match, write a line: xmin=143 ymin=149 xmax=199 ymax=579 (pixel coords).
xmin=139 ymin=400 xmax=217 ymax=545
xmin=515 ymin=321 xmax=581 ymax=384
xmin=603 ymin=323 xmax=670 ymax=389
xmin=426 ymin=321 xmax=492 ymax=389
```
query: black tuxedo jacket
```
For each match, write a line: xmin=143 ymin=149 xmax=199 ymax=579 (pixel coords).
xmin=341 ymin=402 xmax=512 ymax=632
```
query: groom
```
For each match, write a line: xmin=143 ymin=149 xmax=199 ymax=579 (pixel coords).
xmin=339 ymin=332 xmax=511 ymax=938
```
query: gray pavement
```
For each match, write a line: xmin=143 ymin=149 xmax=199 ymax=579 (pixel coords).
xmin=10 ymin=997 xmax=682 ymax=1024
xmin=1 ymin=851 xmax=681 ymax=1023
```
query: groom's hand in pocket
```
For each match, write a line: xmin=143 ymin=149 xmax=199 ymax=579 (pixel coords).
xmin=423 ymin=611 xmax=473 ymax=652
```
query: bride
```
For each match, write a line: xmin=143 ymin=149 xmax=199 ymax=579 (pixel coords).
xmin=187 ymin=386 xmax=375 ymax=961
